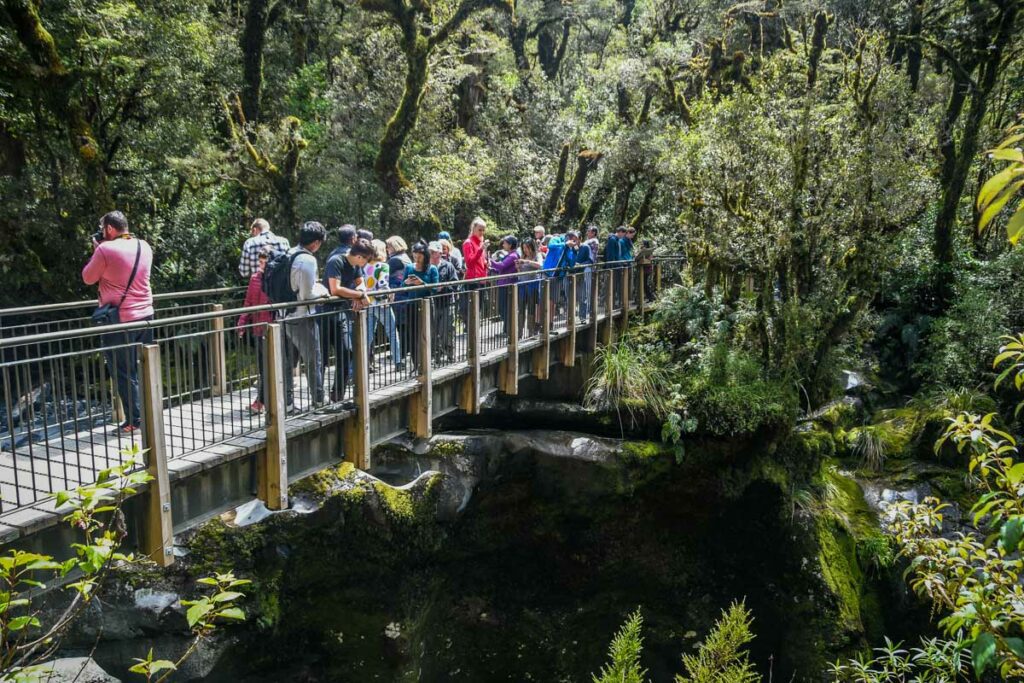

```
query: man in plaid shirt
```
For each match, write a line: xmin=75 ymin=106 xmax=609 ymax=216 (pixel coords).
xmin=239 ymin=218 xmax=290 ymax=278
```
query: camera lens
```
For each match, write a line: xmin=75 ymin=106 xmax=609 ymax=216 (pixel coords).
xmin=93 ymin=230 xmax=104 ymax=243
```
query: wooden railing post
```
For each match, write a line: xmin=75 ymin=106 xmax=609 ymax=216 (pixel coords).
xmin=638 ymin=263 xmax=646 ymax=318
xmin=459 ymin=289 xmax=481 ymax=414
xmin=561 ymin=274 xmax=577 ymax=367
xmin=410 ymin=298 xmax=433 ymax=438
xmin=140 ymin=344 xmax=173 ymax=567
xmin=499 ymin=284 xmax=519 ymax=395
xmin=210 ymin=304 xmax=227 ymax=396
xmin=602 ymin=268 xmax=614 ymax=346
xmin=587 ymin=266 xmax=599 ymax=353
xmin=259 ymin=323 xmax=288 ymax=511
xmin=533 ymin=279 xmax=551 ymax=380
xmin=620 ymin=266 xmax=631 ymax=334
xmin=343 ymin=309 xmax=371 ymax=469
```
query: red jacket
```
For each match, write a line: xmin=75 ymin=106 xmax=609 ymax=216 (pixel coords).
xmin=462 ymin=234 xmax=487 ymax=280
xmin=238 ymin=272 xmax=274 ymax=336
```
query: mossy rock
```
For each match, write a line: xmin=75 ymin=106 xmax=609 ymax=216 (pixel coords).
xmin=813 ymin=398 xmax=861 ymax=431
xmin=289 ymin=461 xmax=357 ymax=500
xmin=428 ymin=439 xmax=466 ymax=458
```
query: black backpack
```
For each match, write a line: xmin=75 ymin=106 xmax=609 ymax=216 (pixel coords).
xmin=262 ymin=249 xmax=299 ymax=304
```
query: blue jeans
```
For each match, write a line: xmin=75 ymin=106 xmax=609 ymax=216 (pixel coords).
xmin=368 ymin=305 xmax=401 ymax=365
xmin=100 ymin=318 xmax=154 ymax=427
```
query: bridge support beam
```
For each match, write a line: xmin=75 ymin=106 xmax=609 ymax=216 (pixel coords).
xmin=259 ymin=323 xmax=288 ymax=510
xmin=459 ymin=290 xmax=481 ymax=414
xmin=560 ymin=275 xmax=577 ymax=367
xmin=409 ymin=298 xmax=432 ymax=438
xmin=343 ymin=309 xmax=372 ymax=469
xmin=140 ymin=344 xmax=174 ymax=567
xmin=210 ymin=304 xmax=227 ymax=397
xmin=499 ymin=284 xmax=519 ymax=395
xmin=533 ymin=280 xmax=550 ymax=380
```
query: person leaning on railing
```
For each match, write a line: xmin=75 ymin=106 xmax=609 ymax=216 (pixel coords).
xmin=365 ymin=239 xmax=401 ymax=374
xmin=324 ymin=237 xmax=373 ymax=404
xmin=400 ymin=241 xmax=439 ymax=372
xmin=82 ymin=210 xmax=154 ymax=435
xmin=489 ymin=235 xmax=520 ymax=337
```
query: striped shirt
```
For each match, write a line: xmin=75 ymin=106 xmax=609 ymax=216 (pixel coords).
xmin=239 ymin=230 xmax=290 ymax=278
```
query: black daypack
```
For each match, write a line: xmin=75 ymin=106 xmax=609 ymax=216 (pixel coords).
xmin=262 ymin=249 xmax=299 ymax=304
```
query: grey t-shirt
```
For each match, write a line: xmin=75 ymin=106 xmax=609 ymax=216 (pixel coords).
xmin=287 ymin=249 xmax=326 ymax=318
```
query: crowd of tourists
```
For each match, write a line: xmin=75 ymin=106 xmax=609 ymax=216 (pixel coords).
xmin=82 ymin=211 xmax=655 ymax=429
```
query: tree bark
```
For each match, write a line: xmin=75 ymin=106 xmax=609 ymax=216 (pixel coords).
xmin=544 ymin=143 xmax=570 ymax=224
xmin=241 ymin=0 xmax=272 ymax=124
xmin=557 ymin=150 xmax=602 ymax=228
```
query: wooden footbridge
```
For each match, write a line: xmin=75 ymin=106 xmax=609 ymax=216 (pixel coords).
xmin=0 ymin=260 xmax=680 ymax=563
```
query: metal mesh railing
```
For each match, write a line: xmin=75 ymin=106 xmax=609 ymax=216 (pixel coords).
xmin=0 ymin=260 xmax=679 ymax=520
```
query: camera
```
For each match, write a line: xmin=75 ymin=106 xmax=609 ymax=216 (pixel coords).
xmin=92 ymin=228 xmax=104 ymax=243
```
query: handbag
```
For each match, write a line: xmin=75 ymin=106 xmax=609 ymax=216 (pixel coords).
xmin=91 ymin=239 xmax=142 ymax=326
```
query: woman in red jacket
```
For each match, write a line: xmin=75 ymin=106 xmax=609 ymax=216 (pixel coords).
xmin=237 ymin=248 xmax=276 ymax=414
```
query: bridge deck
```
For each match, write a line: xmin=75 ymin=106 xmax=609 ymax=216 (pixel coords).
xmin=0 ymin=316 xmax=585 ymax=535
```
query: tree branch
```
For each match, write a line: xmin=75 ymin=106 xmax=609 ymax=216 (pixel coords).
xmin=427 ymin=0 xmax=512 ymax=50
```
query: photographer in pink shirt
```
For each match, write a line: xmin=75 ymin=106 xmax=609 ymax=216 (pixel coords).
xmin=82 ymin=211 xmax=154 ymax=434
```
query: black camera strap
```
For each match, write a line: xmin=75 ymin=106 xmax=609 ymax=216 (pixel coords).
xmin=117 ymin=239 xmax=142 ymax=309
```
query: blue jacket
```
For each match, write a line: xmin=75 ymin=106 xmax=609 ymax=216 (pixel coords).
xmin=619 ymin=237 xmax=634 ymax=261
xmin=603 ymin=235 xmax=620 ymax=263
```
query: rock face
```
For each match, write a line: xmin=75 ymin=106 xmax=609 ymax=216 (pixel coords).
xmin=35 ymin=657 xmax=120 ymax=683
xmin=50 ymin=426 xmax=890 ymax=682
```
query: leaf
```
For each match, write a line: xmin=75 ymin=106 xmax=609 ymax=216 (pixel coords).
xmin=7 ymin=615 xmax=40 ymax=631
xmin=1000 ymin=517 xmax=1024 ymax=553
xmin=212 ymin=591 xmax=244 ymax=602
xmin=1005 ymin=637 xmax=1024 ymax=662
xmin=988 ymin=148 xmax=1024 ymax=163
xmin=1006 ymin=204 xmax=1024 ymax=245
xmin=1008 ymin=463 xmax=1024 ymax=487
xmin=186 ymin=602 xmax=214 ymax=628
xmin=973 ymin=632 xmax=997 ymax=677
xmin=217 ymin=607 xmax=246 ymax=620
xmin=978 ymin=180 xmax=1024 ymax=231
xmin=978 ymin=165 xmax=1023 ymax=208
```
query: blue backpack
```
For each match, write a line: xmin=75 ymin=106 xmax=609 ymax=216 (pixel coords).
xmin=542 ymin=236 xmax=567 ymax=273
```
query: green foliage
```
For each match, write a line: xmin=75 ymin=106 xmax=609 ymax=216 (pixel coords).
xmin=0 ymin=449 xmax=246 ymax=682
xmin=830 ymin=636 xmax=969 ymax=682
xmin=653 ymin=284 xmax=724 ymax=346
xmin=593 ymin=609 xmax=647 ymax=683
xmin=677 ymin=602 xmax=759 ymax=683
xmin=585 ymin=343 xmax=672 ymax=424
xmin=674 ymin=347 xmax=797 ymax=437
xmin=977 ymin=122 xmax=1024 ymax=245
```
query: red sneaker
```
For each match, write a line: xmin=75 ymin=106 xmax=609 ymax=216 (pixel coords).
xmin=249 ymin=400 xmax=264 ymax=414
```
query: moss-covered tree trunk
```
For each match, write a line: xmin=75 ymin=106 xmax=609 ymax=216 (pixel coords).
xmin=362 ymin=0 xmax=512 ymax=199
xmin=557 ymin=150 xmax=601 ymax=228
xmin=376 ymin=39 xmax=429 ymax=197
xmin=241 ymin=0 xmax=272 ymax=124
xmin=3 ymin=0 xmax=112 ymax=211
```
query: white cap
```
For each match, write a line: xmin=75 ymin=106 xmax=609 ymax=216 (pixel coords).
xmin=428 ymin=241 xmax=442 ymax=253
